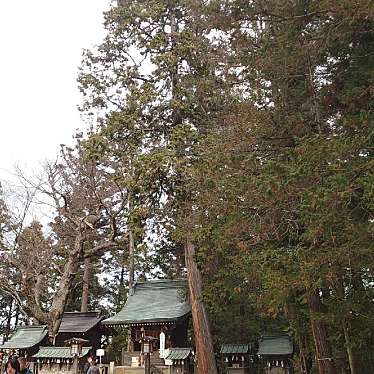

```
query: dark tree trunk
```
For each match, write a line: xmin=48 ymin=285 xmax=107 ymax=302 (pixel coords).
xmin=4 ymin=298 xmax=13 ymax=341
xmin=342 ymin=319 xmax=357 ymax=374
xmin=127 ymin=229 xmax=135 ymax=353
xmin=81 ymin=256 xmax=91 ymax=312
xmin=285 ymin=300 xmax=311 ymax=374
xmin=335 ymin=276 xmax=359 ymax=374
xmin=117 ymin=250 xmax=126 ymax=308
xmin=307 ymin=290 xmax=336 ymax=374
xmin=14 ymin=305 xmax=20 ymax=328
xmin=185 ymin=239 xmax=218 ymax=374
xmin=299 ymin=334 xmax=312 ymax=374
xmin=128 ymin=229 xmax=135 ymax=289
xmin=49 ymin=235 xmax=84 ymax=340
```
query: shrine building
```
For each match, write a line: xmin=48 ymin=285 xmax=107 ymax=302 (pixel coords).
xmin=103 ymin=279 xmax=191 ymax=370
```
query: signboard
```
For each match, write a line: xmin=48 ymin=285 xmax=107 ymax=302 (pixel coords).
xmin=131 ymin=357 xmax=140 ymax=367
xmin=96 ymin=349 xmax=105 ymax=357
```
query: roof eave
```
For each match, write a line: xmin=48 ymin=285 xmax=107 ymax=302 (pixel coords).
xmin=58 ymin=315 xmax=105 ymax=334
xmin=1 ymin=326 xmax=48 ymax=350
xmin=103 ymin=312 xmax=191 ymax=327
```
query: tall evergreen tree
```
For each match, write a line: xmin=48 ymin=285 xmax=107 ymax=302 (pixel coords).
xmin=191 ymin=1 xmax=374 ymax=373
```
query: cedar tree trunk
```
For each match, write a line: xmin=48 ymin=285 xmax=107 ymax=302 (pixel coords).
xmin=307 ymin=290 xmax=336 ymax=374
xmin=185 ymin=239 xmax=218 ymax=374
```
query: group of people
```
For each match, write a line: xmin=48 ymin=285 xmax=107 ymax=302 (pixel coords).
xmin=4 ymin=357 xmax=32 ymax=374
xmin=4 ymin=355 xmax=100 ymax=374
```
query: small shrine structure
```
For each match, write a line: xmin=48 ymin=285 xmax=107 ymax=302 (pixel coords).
xmin=257 ymin=335 xmax=294 ymax=374
xmin=0 ymin=311 xmax=109 ymax=374
xmin=31 ymin=311 xmax=109 ymax=373
xmin=164 ymin=347 xmax=194 ymax=374
xmin=0 ymin=325 xmax=48 ymax=370
xmin=55 ymin=311 xmax=106 ymax=352
xmin=103 ymin=279 xmax=191 ymax=370
xmin=220 ymin=344 xmax=252 ymax=374
xmin=32 ymin=343 xmax=91 ymax=374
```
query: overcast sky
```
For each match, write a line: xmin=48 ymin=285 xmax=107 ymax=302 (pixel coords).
xmin=0 ymin=0 xmax=111 ymax=181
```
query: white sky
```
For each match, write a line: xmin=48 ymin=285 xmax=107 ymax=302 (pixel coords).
xmin=0 ymin=0 xmax=112 ymax=181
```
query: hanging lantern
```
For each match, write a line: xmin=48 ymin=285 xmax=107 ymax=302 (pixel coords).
xmin=71 ymin=342 xmax=80 ymax=356
xmin=143 ymin=342 xmax=150 ymax=354
xmin=65 ymin=337 xmax=89 ymax=357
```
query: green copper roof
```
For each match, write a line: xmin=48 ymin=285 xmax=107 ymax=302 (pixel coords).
xmin=257 ymin=335 xmax=293 ymax=356
xmin=165 ymin=348 xmax=193 ymax=360
xmin=103 ymin=279 xmax=190 ymax=326
xmin=1 ymin=325 xmax=48 ymax=349
xmin=221 ymin=344 xmax=250 ymax=354
xmin=33 ymin=346 xmax=91 ymax=359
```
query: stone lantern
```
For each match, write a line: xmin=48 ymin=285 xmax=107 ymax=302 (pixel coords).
xmin=65 ymin=337 xmax=89 ymax=374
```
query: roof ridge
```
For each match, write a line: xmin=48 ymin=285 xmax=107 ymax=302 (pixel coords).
xmin=136 ymin=278 xmax=186 ymax=284
xmin=63 ymin=311 xmax=101 ymax=315
xmin=39 ymin=346 xmax=69 ymax=349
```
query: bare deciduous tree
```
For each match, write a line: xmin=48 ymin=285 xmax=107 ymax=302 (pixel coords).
xmin=0 ymin=144 xmax=127 ymax=340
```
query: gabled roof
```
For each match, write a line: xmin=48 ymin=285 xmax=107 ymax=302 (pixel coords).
xmin=1 ymin=325 xmax=48 ymax=349
xmin=103 ymin=279 xmax=191 ymax=326
xmin=33 ymin=346 xmax=91 ymax=359
xmin=165 ymin=348 xmax=193 ymax=360
xmin=221 ymin=344 xmax=250 ymax=354
xmin=257 ymin=335 xmax=293 ymax=356
xmin=58 ymin=311 xmax=104 ymax=333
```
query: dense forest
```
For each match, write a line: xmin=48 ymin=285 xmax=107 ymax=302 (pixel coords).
xmin=0 ymin=1 xmax=373 ymax=374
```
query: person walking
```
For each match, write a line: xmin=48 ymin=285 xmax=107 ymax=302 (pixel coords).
xmin=87 ymin=358 xmax=100 ymax=374
xmin=18 ymin=358 xmax=32 ymax=374
xmin=83 ymin=356 xmax=93 ymax=374
xmin=5 ymin=358 xmax=20 ymax=374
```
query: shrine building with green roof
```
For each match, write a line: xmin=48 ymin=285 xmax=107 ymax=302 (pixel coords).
xmin=103 ymin=279 xmax=191 ymax=368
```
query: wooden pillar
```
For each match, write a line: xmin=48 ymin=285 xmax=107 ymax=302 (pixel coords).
xmin=72 ymin=356 xmax=79 ymax=374
xmin=127 ymin=328 xmax=134 ymax=352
